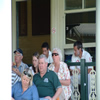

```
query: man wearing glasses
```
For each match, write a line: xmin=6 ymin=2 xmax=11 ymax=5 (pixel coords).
xmin=12 ymin=48 xmax=28 ymax=77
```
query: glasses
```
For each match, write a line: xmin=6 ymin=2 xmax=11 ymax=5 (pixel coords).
xmin=23 ymin=71 xmax=31 ymax=77
xmin=52 ymin=53 xmax=59 ymax=56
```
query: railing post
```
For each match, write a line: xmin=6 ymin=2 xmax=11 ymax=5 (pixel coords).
xmin=85 ymin=64 xmax=88 ymax=100
xmin=81 ymin=59 xmax=86 ymax=100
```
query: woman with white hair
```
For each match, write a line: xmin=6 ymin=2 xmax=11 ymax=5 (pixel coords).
xmin=49 ymin=48 xmax=72 ymax=100
xmin=12 ymin=68 xmax=39 ymax=100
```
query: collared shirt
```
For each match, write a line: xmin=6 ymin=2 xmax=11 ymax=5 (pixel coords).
xmin=12 ymin=81 xmax=39 ymax=100
xmin=47 ymin=51 xmax=53 ymax=64
xmin=70 ymin=49 xmax=92 ymax=84
xmin=13 ymin=61 xmax=28 ymax=73
xmin=49 ymin=62 xmax=72 ymax=100
xmin=33 ymin=68 xmax=62 ymax=98
xmin=70 ymin=49 xmax=92 ymax=70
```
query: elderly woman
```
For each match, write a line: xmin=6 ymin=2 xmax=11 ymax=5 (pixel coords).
xmin=12 ymin=68 xmax=39 ymax=100
xmin=49 ymin=48 xmax=72 ymax=100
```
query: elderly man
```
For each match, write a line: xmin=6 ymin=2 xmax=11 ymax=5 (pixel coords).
xmin=12 ymin=48 xmax=28 ymax=77
xmin=33 ymin=54 xmax=62 ymax=100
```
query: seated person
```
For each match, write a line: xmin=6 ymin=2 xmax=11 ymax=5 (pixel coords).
xmin=12 ymin=48 xmax=28 ymax=77
xmin=33 ymin=54 xmax=62 ymax=100
xmin=29 ymin=52 xmax=39 ymax=75
xmin=41 ymin=42 xmax=53 ymax=64
xmin=12 ymin=68 xmax=39 ymax=100
xmin=12 ymin=71 xmax=21 ymax=86
xmin=49 ymin=48 xmax=72 ymax=100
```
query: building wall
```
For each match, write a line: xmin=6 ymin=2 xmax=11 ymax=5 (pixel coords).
xmin=18 ymin=0 xmax=50 ymax=64
xmin=19 ymin=35 xmax=50 ymax=64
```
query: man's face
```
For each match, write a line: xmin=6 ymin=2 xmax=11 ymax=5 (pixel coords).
xmin=38 ymin=58 xmax=47 ymax=74
xmin=74 ymin=46 xmax=80 ymax=57
xmin=14 ymin=52 xmax=23 ymax=63
xmin=42 ymin=48 xmax=49 ymax=57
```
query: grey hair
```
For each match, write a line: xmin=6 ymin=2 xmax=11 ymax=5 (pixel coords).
xmin=52 ymin=48 xmax=62 ymax=61
xmin=21 ymin=68 xmax=33 ymax=87
xmin=39 ymin=54 xmax=48 ymax=63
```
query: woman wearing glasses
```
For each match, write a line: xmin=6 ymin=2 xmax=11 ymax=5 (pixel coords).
xmin=12 ymin=68 xmax=39 ymax=100
xmin=49 ymin=48 xmax=72 ymax=100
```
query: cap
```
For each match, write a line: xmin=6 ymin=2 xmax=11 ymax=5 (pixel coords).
xmin=14 ymin=48 xmax=23 ymax=55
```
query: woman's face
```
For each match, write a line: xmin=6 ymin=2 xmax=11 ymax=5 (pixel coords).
xmin=52 ymin=50 xmax=60 ymax=63
xmin=22 ymin=75 xmax=30 ymax=88
xmin=32 ymin=56 xmax=38 ymax=67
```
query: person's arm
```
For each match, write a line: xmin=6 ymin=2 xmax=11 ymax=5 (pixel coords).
xmin=45 ymin=87 xmax=62 ymax=100
xmin=60 ymin=79 xmax=70 ymax=86
xmin=12 ymin=68 xmax=21 ymax=77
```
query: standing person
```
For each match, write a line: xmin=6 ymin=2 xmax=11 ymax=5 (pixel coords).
xmin=49 ymin=48 xmax=72 ymax=100
xmin=70 ymin=41 xmax=92 ymax=98
xmin=41 ymin=42 xmax=53 ymax=64
xmin=12 ymin=68 xmax=39 ymax=100
xmin=33 ymin=54 xmax=62 ymax=100
xmin=12 ymin=48 xmax=28 ymax=77
xmin=29 ymin=52 xmax=39 ymax=75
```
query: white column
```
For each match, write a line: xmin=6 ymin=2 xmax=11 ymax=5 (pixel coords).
xmin=96 ymin=0 xmax=100 ymax=99
xmin=12 ymin=0 xmax=16 ymax=61
xmin=50 ymin=0 xmax=64 ymax=60
xmin=0 ymin=0 xmax=11 ymax=99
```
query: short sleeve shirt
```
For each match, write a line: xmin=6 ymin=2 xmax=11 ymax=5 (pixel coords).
xmin=70 ymin=49 xmax=92 ymax=70
xmin=12 ymin=81 xmax=39 ymax=100
xmin=47 ymin=51 xmax=53 ymax=64
xmin=13 ymin=61 xmax=28 ymax=73
xmin=33 ymin=68 xmax=62 ymax=98
xmin=49 ymin=62 xmax=72 ymax=99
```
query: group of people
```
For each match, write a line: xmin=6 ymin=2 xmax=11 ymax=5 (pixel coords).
xmin=11 ymin=41 xmax=92 ymax=100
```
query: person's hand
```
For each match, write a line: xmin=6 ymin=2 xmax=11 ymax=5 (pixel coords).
xmin=12 ymin=68 xmax=21 ymax=76
xmin=45 ymin=96 xmax=53 ymax=100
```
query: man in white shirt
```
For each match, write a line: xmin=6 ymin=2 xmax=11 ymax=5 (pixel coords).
xmin=70 ymin=41 xmax=92 ymax=98
xmin=41 ymin=42 xmax=53 ymax=64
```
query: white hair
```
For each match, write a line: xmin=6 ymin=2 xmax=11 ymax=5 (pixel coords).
xmin=52 ymin=48 xmax=62 ymax=61
xmin=39 ymin=54 xmax=48 ymax=63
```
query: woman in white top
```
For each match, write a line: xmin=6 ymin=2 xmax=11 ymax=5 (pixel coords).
xmin=29 ymin=52 xmax=39 ymax=75
xmin=49 ymin=48 xmax=72 ymax=100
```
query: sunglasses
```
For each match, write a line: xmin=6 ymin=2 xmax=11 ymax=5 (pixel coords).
xmin=52 ymin=53 xmax=59 ymax=56
xmin=23 ymin=71 xmax=31 ymax=77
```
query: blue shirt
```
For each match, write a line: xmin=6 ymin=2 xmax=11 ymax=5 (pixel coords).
xmin=12 ymin=81 xmax=39 ymax=100
xmin=13 ymin=61 xmax=28 ymax=73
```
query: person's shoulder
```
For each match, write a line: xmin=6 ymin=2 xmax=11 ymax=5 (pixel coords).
xmin=48 ymin=69 xmax=57 ymax=76
xmin=21 ymin=62 xmax=29 ymax=67
xmin=83 ymin=50 xmax=91 ymax=57
xmin=12 ymin=81 xmax=21 ymax=87
xmin=33 ymin=73 xmax=39 ymax=78
xmin=49 ymin=50 xmax=52 ymax=54
xmin=60 ymin=61 xmax=66 ymax=65
xmin=31 ymin=83 xmax=37 ymax=89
